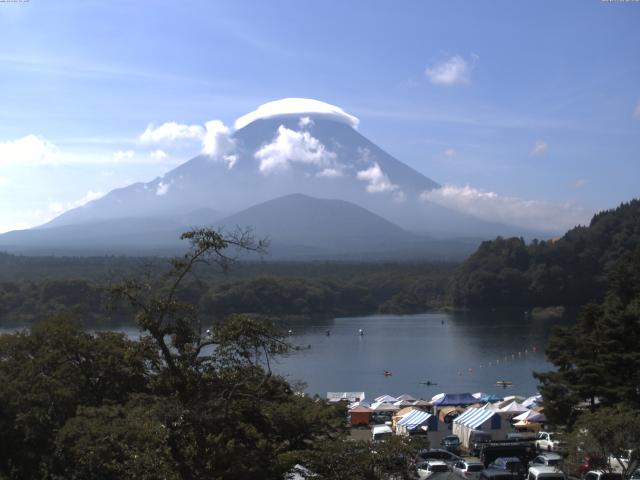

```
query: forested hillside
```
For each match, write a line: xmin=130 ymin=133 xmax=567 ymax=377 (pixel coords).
xmin=449 ymin=199 xmax=640 ymax=308
xmin=0 ymin=258 xmax=453 ymax=326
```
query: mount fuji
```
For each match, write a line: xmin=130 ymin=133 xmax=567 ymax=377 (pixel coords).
xmin=0 ymin=99 xmax=538 ymax=259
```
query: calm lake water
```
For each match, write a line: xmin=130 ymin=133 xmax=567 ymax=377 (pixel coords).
xmin=271 ymin=310 xmax=570 ymax=400
xmin=1 ymin=309 xmax=570 ymax=401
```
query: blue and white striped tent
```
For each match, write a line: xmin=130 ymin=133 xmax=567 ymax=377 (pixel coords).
xmin=453 ymin=407 xmax=513 ymax=448
xmin=396 ymin=409 xmax=434 ymax=434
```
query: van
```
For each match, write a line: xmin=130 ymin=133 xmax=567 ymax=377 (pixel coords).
xmin=527 ymin=466 xmax=566 ymax=480
xmin=372 ymin=425 xmax=393 ymax=442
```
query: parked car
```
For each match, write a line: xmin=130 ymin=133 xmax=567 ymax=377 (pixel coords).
xmin=416 ymin=460 xmax=449 ymax=479
xmin=583 ymin=471 xmax=623 ymax=480
xmin=479 ymin=468 xmax=519 ymax=480
xmin=488 ymin=457 xmax=526 ymax=480
xmin=566 ymin=452 xmax=607 ymax=479
xmin=372 ymin=425 xmax=392 ymax=442
xmin=442 ymin=435 xmax=462 ymax=455
xmin=608 ymin=450 xmax=633 ymax=473
xmin=526 ymin=466 xmax=566 ymax=480
xmin=536 ymin=433 xmax=565 ymax=452
xmin=453 ymin=459 xmax=485 ymax=480
xmin=416 ymin=449 xmax=461 ymax=465
xmin=529 ymin=453 xmax=563 ymax=469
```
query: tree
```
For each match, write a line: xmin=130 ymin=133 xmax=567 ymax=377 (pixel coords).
xmin=535 ymin=249 xmax=640 ymax=426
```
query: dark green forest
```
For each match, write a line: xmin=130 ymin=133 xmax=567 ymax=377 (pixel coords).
xmin=449 ymin=199 xmax=640 ymax=308
xmin=0 ymin=255 xmax=453 ymax=326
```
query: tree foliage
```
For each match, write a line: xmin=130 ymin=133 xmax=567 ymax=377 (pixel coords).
xmin=450 ymin=200 xmax=640 ymax=308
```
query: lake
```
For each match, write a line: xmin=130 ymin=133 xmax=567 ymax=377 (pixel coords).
xmin=271 ymin=309 xmax=570 ymax=401
xmin=0 ymin=309 xmax=569 ymax=402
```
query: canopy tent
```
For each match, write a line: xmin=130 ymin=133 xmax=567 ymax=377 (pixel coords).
xmin=482 ymin=402 xmax=501 ymax=411
xmin=480 ymin=394 xmax=504 ymax=403
xmin=452 ymin=407 xmax=514 ymax=448
xmin=500 ymin=401 xmax=529 ymax=413
xmin=370 ymin=401 xmax=400 ymax=412
xmin=392 ymin=406 xmax=420 ymax=430
xmin=411 ymin=399 xmax=432 ymax=407
xmin=431 ymin=393 xmax=445 ymax=402
xmin=348 ymin=401 xmax=371 ymax=410
xmin=396 ymin=410 xmax=436 ymax=435
xmin=513 ymin=409 xmax=537 ymax=422
xmin=374 ymin=394 xmax=398 ymax=403
xmin=497 ymin=396 xmax=526 ymax=408
xmin=522 ymin=394 xmax=542 ymax=408
xmin=438 ymin=406 xmax=464 ymax=423
xmin=397 ymin=409 xmax=432 ymax=429
xmin=394 ymin=399 xmax=414 ymax=407
xmin=528 ymin=412 xmax=547 ymax=423
xmin=396 ymin=393 xmax=417 ymax=402
xmin=433 ymin=393 xmax=478 ymax=406
xmin=514 ymin=419 xmax=542 ymax=430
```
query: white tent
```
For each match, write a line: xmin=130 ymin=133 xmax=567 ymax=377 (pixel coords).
xmin=453 ymin=407 xmax=515 ymax=448
xmin=513 ymin=409 xmax=537 ymax=422
xmin=500 ymin=401 xmax=528 ymax=413
xmin=394 ymin=399 xmax=414 ymax=407
xmin=370 ymin=401 xmax=400 ymax=412
xmin=522 ymin=394 xmax=542 ymax=408
xmin=374 ymin=394 xmax=398 ymax=403
xmin=396 ymin=393 xmax=417 ymax=402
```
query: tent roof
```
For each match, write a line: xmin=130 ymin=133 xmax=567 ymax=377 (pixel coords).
xmin=411 ymin=399 xmax=432 ymax=407
xmin=350 ymin=406 xmax=373 ymax=413
xmin=371 ymin=401 xmax=400 ymax=412
xmin=513 ymin=409 xmax=536 ymax=421
xmin=433 ymin=393 xmax=478 ymax=406
xmin=395 ymin=406 xmax=420 ymax=418
xmin=500 ymin=401 xmax=529 ymax=413
xmin=397 ymin=409 xmax=432 ymax=429
xmin=454 ymin=407 xmax=497 ymax=429
xmin=374 ymin=394 xmax=397 ymax=403
xmin=394 ymin=399 xmax=414 ymax=407
xmin=397 ymin=393 xmax=417 ymax=401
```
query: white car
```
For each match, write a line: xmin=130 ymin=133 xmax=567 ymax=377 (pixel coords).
xmin=535 ymin=432 xmax=565 ymax=452
xmin=529 ymin=453 xmax=563 ymax=469
xmin=417 ymin=460 xmax=450 ymax=479
xmin=453 ymin=459 xmax=485 ymax=480
xmin=583 ymin=470 xmax=623 ymax=480
xmin=526 ymin=466 xmax=566 ymax=480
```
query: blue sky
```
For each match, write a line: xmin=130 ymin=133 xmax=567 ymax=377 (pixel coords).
xmin=0 ymin=0 xmax=639 ymax=233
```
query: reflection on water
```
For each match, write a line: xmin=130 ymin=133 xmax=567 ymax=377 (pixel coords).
xmin=0 ymin=309 xmax=571 ymax=401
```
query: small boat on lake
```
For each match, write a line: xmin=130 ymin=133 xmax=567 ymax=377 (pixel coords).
xmin=496 ymin=380 xmax=513 ymax=387
xmin=383 ymin=370 xmax=392 ymax=376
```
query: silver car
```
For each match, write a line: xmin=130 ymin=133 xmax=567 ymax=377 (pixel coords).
xmin=453 ymin=459 xmax=486 ymax=480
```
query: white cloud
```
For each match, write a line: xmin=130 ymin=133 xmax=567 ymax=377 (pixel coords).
xmin=156 ymin=181 xmax=171 ymax=196
xmin=444 ymin=148 xmax=457 ymax=157
xmin=0 ymin=134 xmax=58 ymax=165
xmin=298 ymin=116 xmax=314 ymax=129
xmin=113 ymin=150 xmax=134 ymax=161
xmin=530 ymin=140 xmax=548 ymax=156
xmin=356 ymin=162 xmax=400 ymax=194
xmin=139 ymin=122 xmax=204 ymax=144
xmin=149 ymin=149 xmax=168 ymax=161
xmin=317 ymin=167 xmax=343 ymax=178
xmin=425 ymin=56 xmax=473 ymax=85
xmin=48 ymin=190 xmax=105 ymax=215
xmin=235 ymin=98 xmax=360 ymax=130
xmin=202 ymin=120 xmax=237 ymax=168
xmin=574 ymin=178 xmax=589 ymax=188
xmin=421 ymin=184 xmax=591 ymax=232
xmin=255 ymin=125 xmax=337 ymax=174
xmin=634 ymin=100 xmax=640 ymax=119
